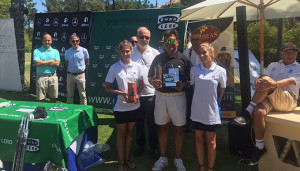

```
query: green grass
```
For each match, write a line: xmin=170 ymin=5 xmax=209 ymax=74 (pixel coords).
xmin=0 ymin=53 xmax=258 ymax=171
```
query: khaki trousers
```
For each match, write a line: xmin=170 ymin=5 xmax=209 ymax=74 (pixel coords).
xmin=67 ymin=73 xmax=87 ymax=105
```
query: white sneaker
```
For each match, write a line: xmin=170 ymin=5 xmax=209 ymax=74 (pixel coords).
xmin=152 ymin=157 xmax=168 ymax=171
xmin=174 ymin=158 xmax=186 ymax=171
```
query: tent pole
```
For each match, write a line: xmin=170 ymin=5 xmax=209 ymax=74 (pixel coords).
xmin=260 ymin=0 xmax=265 ymax=74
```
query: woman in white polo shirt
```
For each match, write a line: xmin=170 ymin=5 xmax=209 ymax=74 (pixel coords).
xmin=190 ymin=42 xmax=227 ymax=171
xmin=105 ymin=40 xmax=144 ymax=171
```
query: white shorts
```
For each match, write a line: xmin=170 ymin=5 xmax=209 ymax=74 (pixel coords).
xmin=154 ymin=91 xmax=186 ymax=126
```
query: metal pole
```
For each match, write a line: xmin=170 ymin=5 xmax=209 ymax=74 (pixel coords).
xmin=236 ymin=6 xmax=251 ymax=111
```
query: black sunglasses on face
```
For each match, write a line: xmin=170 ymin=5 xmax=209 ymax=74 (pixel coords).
xmin=71 ymin=40 xmax=79 ymax=43
xmin=139 ymin=36 xmax=150 ymax=40
xmin=131 ymin=41 xmax=138 ymax=44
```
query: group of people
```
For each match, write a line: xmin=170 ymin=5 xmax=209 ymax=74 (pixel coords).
xmin=104 ymin=27 xmax=227 ymax=171
xmin=33 ymin=27 xmax=300 ymax=171
xmin=33 ymin=34 xmax=89 ymax=105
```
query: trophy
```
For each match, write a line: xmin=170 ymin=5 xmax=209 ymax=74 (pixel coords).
xmin=127 ymin=81 xmax=138 ymax=103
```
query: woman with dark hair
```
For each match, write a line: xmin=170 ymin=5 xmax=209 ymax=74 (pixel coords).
xmin=105 ymin=40 xmax=144 ymax=171
xmin=190 ymin=42 xmax=227 ymax=171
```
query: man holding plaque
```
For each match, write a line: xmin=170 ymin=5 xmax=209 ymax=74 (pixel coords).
xmin=148 ymin=30 xmax=192 ymax=171
xmin=131 ymin=27 xmax=160 ymax=160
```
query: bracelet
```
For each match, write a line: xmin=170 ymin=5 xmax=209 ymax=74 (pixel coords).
xmin=275 ymin=82 xmax=279 ymax=88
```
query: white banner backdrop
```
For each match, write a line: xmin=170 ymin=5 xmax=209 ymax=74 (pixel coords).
xmin=0 ymin=18 xmax=22 ymax=91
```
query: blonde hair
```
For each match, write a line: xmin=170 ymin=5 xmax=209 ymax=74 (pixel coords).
xmin=200 ymin=42 xmax=215 ymax=59
xmin=118 ymin=40 xmax=133 ymax=51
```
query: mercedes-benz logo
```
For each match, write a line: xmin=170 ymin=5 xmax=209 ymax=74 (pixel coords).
xmin=36 ymin=18 xmax=41 ymax=26
xmin=84 ymin=17 xmax=88 ymax=23
xmin=64 ymin=18 xmax=68 ymax=23
xmin=53 ymin=32 xmax=58 ymax=37
xmin=46 ymin=18 xmax=49 ymax=23
xmin=72 ymin=17 xmax=78 ymax=27
xmin=53 ymin=18 xmax=59 ymax=26
xmin=61 ymin=32 xmax=67 ymax=41
xmin=37 ymin=32 xmax=40 ymax=36
xmin=81 ymin=33 xmax=87 ymax=42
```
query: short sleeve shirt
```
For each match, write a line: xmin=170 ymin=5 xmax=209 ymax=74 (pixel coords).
xmin=190 ymin=63 xmax=227 ymax=125
xmin=131 ymin=46 xmax=160 ymax=96
xmin=105 ymin=60 xmax=143 ymax=112
xmin=33 ymin=46 xmax=60 ymax=74
xmin=183 ymin=47 xmax=202 ymax=66
xmin=265 ymin=60 xmax=300 ymax=98
xmin=65 ymin=46 xmax=89 ymax=73
xmin=148 ymin=51 xmax=192 ymax=93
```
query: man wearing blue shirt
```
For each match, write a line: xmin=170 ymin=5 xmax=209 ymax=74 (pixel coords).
xmin=33 ymin=34 xmax=60 ymax=103
xmin=65 ymin=35 xmax=89 ymax=105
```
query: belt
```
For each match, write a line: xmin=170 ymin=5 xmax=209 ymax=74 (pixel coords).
xmin=37 ymin=73 xmax=56 ymax=77
xmin=67 ymin=71 xmax=84 ymax=75
xmin=157 ymin=91 xmax=184 ymax=96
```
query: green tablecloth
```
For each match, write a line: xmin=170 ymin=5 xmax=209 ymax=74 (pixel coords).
xmin=0 ymin=100 xmax=99 ymax=167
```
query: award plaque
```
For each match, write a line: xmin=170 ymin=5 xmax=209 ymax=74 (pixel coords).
xmin=163 ymin=68 xmax=179 ymax=87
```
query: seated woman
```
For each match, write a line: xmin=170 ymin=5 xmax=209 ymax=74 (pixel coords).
xmin=190 ymin=42 xmax=227 ymax=171
xmin=105 ymin=40 xmax=144 ymax=171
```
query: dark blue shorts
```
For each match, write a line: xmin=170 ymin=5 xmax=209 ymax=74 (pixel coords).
xmin=114 ymin=108 xmax=142 ymax=124
xmin=191 ymin=121 xmax=220 ymax=132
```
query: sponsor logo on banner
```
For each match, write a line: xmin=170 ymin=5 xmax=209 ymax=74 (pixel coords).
xmin=62 ymin=18 xmax=69 ymax=27
xmin=62 ymin=47 xmax=65 ymax=52
xmin=106 ymin=46 xmax=111 ymax=50
xmin=26 ymin=138 xmax=40 ymax=152
xmin=99 ymin=55 xmax=104 ymax=59
xmin=193 ymin=25 xmax=220 ymax=43
xmin=61 ymin=32 xmax=67 ymax=41
xmin=81 ymin=33 xmax=87 ymax=42
xmin=44 ymin=18 xmax=50 ymax=27
xmin=72 ymin=17 xmax=78 ymax=27
xmin=59 ymin=62 xmax=64 ymax=70
xmin=105 ymin=64 xmax=110 ymax=68
xmin=53 ymin=18 xmax=59 ymax=26
xmin=157 ymin=14 xmax=180 ymax=30
xmin=52 ymin=143 xmax=61 ymax=153
xmin=36 ymin=18 xmax=41 ymax=26
xmin=97 ymin=73 xmax=102 ymax=77
xmin=111 ymin=54 xmax=117 ymax=59
xmin=32 ymin=72 xmax=36 ymax=81
xmin=1 ymin=138 xmax=12 ymax=145
xmin=59 ymin=77 xmax=63 ymax=82
xmin=81 ymin=17 xmax=89 ymax=27
xmin=35 ymin=32 xmax=41 ymax=40
xmin=53 ymin=32 xmax=58 ymax=41
xmin=94 ymin=46 xmax=99 ymax=50
xmin=92 ymin=64 xmax=97 ymax=68
xmin=90 ymin=82 xmax=96 ymax=86
xmin=102 ymin=82 xmax=105 ymax=87
xmin=58 ymin=92 xmax=67 ymax=97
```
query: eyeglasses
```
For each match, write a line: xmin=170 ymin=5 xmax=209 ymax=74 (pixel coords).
xmin=139 ymin=36 xmax=150 ymax=40
xmin=164 ymin=39 xmax=176 ymax=44
xmin=71 ymin=40 xmax=79 ymax=43
xmin=131 ymin=41 xmax=138 ymax=44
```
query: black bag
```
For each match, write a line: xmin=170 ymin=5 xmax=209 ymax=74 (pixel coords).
xmin=32 ymin=107 xmax=47 ymax=119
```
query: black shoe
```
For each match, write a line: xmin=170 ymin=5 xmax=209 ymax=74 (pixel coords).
xmin=151 ymin=148 xmax=160 ymax=161
xmin=248 ymin=147 xmax=266 ymax=166
xmin=233 ymin=110 xmax=251 ymax=126
xmin=133 ymin=147 xmax=144 ymax=157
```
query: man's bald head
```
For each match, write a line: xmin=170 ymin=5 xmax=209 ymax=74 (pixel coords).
xmin=42 ymin=34 xmax=53 ymax=50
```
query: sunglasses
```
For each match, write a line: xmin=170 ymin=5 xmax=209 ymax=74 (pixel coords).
xmin=139 ymin=36 xmax=150 ymax=40
xmin=71 ymin=40 xmax=79 ymax=43
xmin=131 ymin=41 xmax=138 ymax=44
xmin=164 ymin=39 xmax=176 ymax=44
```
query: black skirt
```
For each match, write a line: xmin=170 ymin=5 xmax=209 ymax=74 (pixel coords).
xmin=114 ymin=107 xmax=142 ymax=124
xmin=191 ymin=121 xmax=220 ymax=132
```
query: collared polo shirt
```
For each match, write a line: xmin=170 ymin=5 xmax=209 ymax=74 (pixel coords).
xmin=148 ymin=51 xmax=192 ymax=93
xmin=105 ymin=60 xmax=143 ymax=112
xmin=33 ymin=46 xmax=60 ymax=74
xmin=265 ymin=60 xmax=300 ymax=98
xmin=190 ymin=63 xmax=227 ymax=125
xmin=65 ymin=46 xmax=89 ymax=73
xmin=183 ymin=47 xmax=202 ymax=66
xmin=131 ymin=46 xmax=160 ymax=96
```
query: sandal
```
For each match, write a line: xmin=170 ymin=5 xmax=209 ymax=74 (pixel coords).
xmin=125 ymin=160 xmax=136 ymax=169
xmin=118 ymin=163 xmax=126 ymax=171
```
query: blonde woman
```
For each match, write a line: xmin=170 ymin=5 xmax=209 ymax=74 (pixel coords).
xmin=190 ymin=43 xmax=227 ymax=171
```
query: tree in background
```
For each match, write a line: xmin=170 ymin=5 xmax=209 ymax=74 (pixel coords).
xmin=180 ymin=0 xmax=204 ymax=7
xmin=0 ymin=0 xmax=10 ymax=18
xmin=24 ymin=0 xmax=37 ymax=37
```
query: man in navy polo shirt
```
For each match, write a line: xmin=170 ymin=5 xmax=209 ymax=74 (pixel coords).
xmin=65 ymin=34 xmax=89 ymax=105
